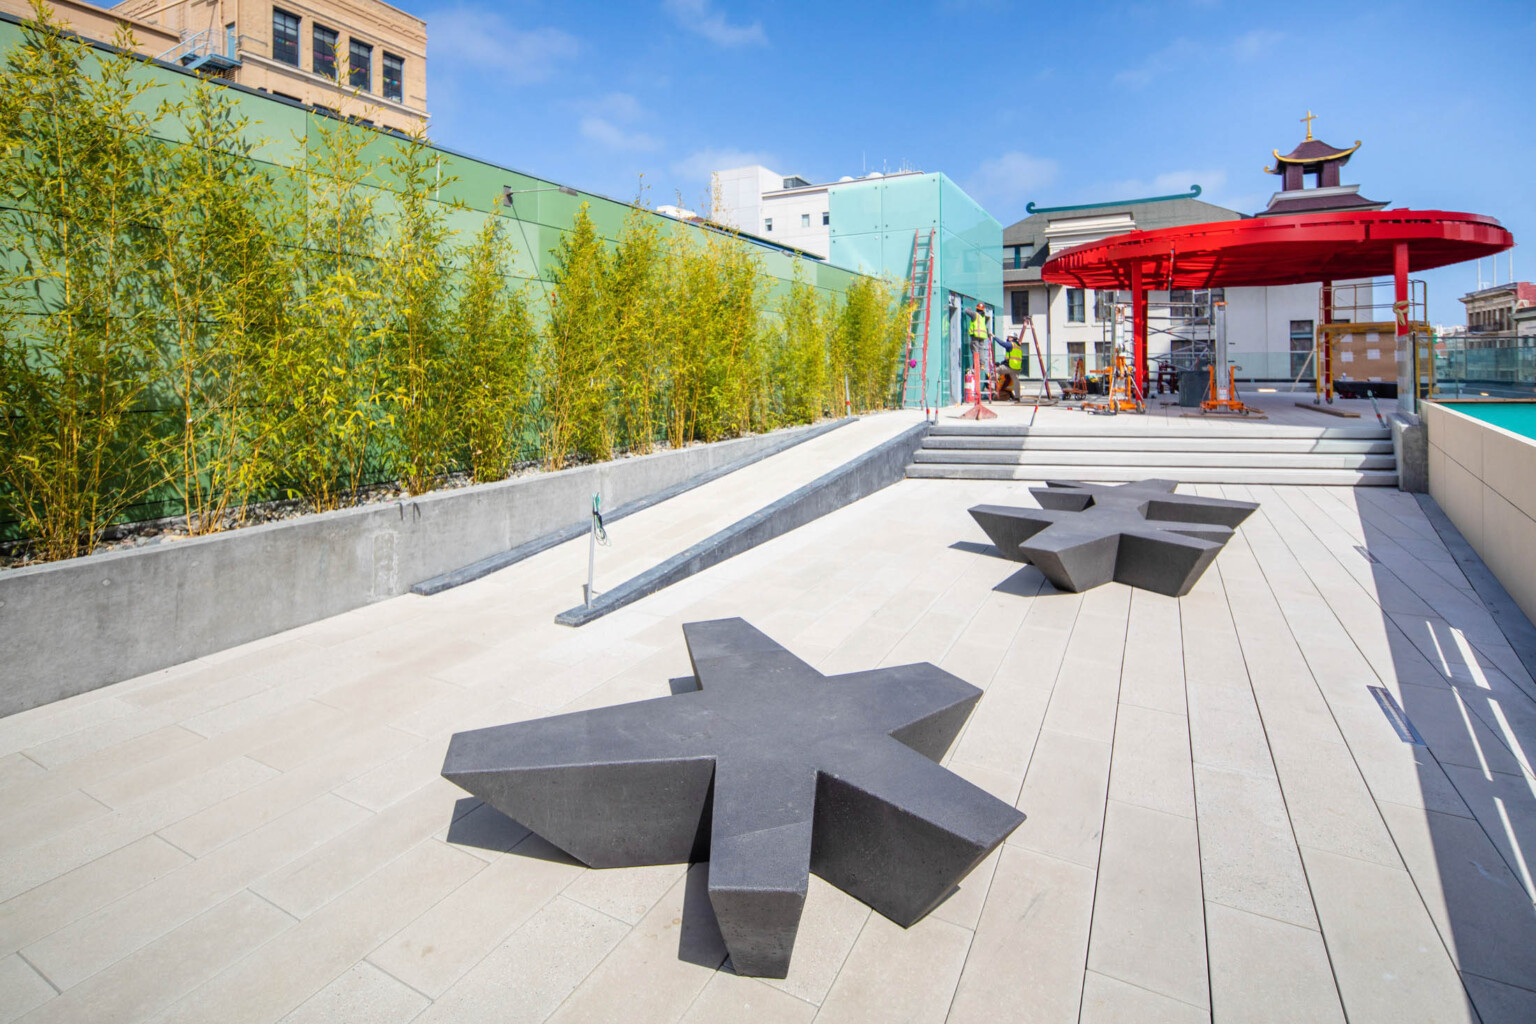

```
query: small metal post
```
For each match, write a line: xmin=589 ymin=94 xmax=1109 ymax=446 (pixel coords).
xmin=583 ymin=493 xmax=601 ymax=608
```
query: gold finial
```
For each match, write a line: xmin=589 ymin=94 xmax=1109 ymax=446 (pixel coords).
xmin=1301 ymin=110 xmax=1316 ymax=140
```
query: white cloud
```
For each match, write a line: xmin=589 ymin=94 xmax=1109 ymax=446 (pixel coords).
xmin=1101 ymin=169 xmax=1225 ymax=200
xmin=671 ymin=147 xmax=778 ymax=183
xmin=964 ymin=151 xmax=1059 ymax=212
xmin=580 ymin=117 xmax=663 ymax=152
xmin=1231 ymin=29 xmax=1285 ymax=60
xmin=430 ymin=6 xmax=579 ymax=85
xmin=663 ymin=0 xmax=767 ymax=48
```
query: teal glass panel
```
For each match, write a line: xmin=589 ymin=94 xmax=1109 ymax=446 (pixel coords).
xmin=829 ymin=232 xmax=885 ymax=277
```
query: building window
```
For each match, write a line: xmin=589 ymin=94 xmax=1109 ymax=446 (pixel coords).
xmin=382 ymin=52 xmax=404 ymax=102
xmin=822 ymin=211 xmax=829 ymax=226
xmin=764 ymin=218 xmax=772 ymax=232
xmin=1067 ymin=288 xmax=1085 ymax=323
xmin=349 ymin=39 xmax=372 ymax=91
xmin=226 ymin=22 xmax=237 ymax=57
xmin=272 ymin=8 xmax=300 ymax=66
xmin=1290 ymin=319 xmax=1315 ymax=379
xmin=1010 ymin=290 xmax=1029 ymax=323
xmin=313 ymin=25 xmax=337 ymax=79
xmin=1094 ymin=290 xmax=1117 ymax=322
xmin=800 ymin=213 xmax=810 ymax=228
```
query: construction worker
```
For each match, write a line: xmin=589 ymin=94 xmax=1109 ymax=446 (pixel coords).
xmin=964 ymin=302 xmax=989 ymax=399
xmin=994 ymin=334 xmax=1026 ymax=402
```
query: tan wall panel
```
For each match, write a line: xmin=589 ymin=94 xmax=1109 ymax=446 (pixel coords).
xmin=1480 ymin=489 xmax=1536 ymax=628
xmin=1482 ymin=426 xmax=1536 ymax=523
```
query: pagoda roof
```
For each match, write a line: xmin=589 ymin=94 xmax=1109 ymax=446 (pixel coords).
xmin=1266 ymin=138 xmax=1361 ymax=172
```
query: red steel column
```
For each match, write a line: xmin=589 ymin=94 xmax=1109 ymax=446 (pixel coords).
xmin=1394 ymin=242 xmax=1411 ymax=409
xmin=1131 ymin=261 xmax=1148 ymax=396
xmin=1321 ymin=279 xmax=1333 ymax=399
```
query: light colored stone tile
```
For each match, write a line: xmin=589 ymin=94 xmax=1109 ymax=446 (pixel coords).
xmin=1461 ymin=971 xmax=1536 ymax=1024
xmin=1377 ymin=801 xmax=1536 ymax=990
xmin=157 ymin=726 xmax=421 ymax=858
xmin=159 ymin=839 xmax=481 ymax=1024
xmin=948 ymin=847 xmax=1095 ymax=1024
xmin=759 ymin=875 xmax=868 ymax=1006
xmin=0 ymin=955 xmax=54 ymax=1024
xmin=680 ymin=972 xmax=814 ymax=1023
xmin=23 ymin=794 xmax=370 ymax=991
xmin=1109 ymin=706 xmax=1194 ymax=820
xmin=368 ymin=834 xmax=583 ymax=998
xmin=1008 ymin=729 xmax=1111 ymax=869
xmin=17 ymin=891 xmax=292 ymax=1024
xmin=545 ymin=863 xmax=725 ymax=1024
xmin=813 ymin=911 xmax=971 ymax=1024
xmin=252 ymin=780 xmax=462 ymax=918
xmin=416 ymin=896 xmax=627 ymax=1024
xmin=1204 ymin=901 xmax=1343 ymax=1024
xmin=561 ymin=861 xmax=688 ymax=926
xmin=1079 ymin=970 xmax=1207 ymax=1024
xmin=1087 ymin=800 xmax=1208 ymax=1010
xmin=1193 ymin=765 xmax=1317 ymax=929
xmin=280 ymin=963 xmax=427 ymax=1024
xmin=0 ymin=836 xmax=189 ymax=956
xmin=1301 ymin=846 xmax=1477 ymax=1024
xmin=0 ymin=753 xmax=45 ymax=789
xmin=1264 ymin=732 xmax=1401 ymax=868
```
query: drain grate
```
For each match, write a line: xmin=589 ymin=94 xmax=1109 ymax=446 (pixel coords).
xmin=1368 ymin=686 xmax=1426 ymax=745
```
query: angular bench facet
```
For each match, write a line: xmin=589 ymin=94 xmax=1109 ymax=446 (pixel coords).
xmin=969 ymin=479 xmax=1259 ymax=597
xmin=441 ymin=617 xmax=1025 ymax=978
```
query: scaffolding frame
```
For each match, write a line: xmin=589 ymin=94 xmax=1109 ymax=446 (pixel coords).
xmin=1311 ymin=280 xmax=1430 ymax=404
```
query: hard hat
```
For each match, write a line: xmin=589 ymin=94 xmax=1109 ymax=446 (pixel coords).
xmin=976 ymin=301 xmax=985 ymax=310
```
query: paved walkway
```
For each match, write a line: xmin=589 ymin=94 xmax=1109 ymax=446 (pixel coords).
xmin=2 ymin=440 xmax=1535 ymax=1022
xmin=958 ymin=386 xmax=1390 ymax=429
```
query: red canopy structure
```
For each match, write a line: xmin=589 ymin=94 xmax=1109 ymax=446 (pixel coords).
xmin=1041 ymin=209 xmax=1514 ymax=394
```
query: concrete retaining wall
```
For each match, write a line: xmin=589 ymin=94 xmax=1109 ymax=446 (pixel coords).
xmin=1424 ymin=401 xmax=1536 ymax=626
xmin=0 ymin=423 xmax=838 ymax=716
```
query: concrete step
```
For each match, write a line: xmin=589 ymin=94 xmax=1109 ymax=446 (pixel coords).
xmin=905 ymin=464 xmax=1400 ymax=486
xmin=927 ymin=423 xmax=1390 ymax=440
xmin=919 ymin=436 xmax=1393 ymax=454
xmin=911 ymin=450 xmax=1397 ymax=471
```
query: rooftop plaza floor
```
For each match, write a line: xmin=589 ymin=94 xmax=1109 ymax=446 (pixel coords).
xmin=3 ymin=409 xmax=1536 ymax=1023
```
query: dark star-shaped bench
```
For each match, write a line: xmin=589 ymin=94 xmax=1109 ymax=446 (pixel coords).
xmin=441 ymin=618 xmax=1025 ymax=978
xmin=968 ymin=479 xmax=1258 ymax=597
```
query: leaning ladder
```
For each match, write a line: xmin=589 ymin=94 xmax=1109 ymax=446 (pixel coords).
xmin=901 ymin=229 xmax=937 ymax=412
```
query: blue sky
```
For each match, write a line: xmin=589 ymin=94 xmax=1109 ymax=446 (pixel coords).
xmin=92 ymin=0 xmax=1536 ymax=321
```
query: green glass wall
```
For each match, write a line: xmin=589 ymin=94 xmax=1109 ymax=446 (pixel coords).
xmin=0 ymin=16 xmax=866 ymax=312
xmin=827 ymin=172 xmax=1003 ymax=407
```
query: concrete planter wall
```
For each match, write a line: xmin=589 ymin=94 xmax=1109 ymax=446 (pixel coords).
xmin=1424 ymin=401 xmax=1536 ymax=626
xmin=0 ymin=423 xmax=834 ymax=716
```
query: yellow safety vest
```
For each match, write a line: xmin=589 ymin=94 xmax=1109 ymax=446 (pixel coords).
xmin=1007 ymin=345 xmax=1023 ymax=371
xmin=968 ymin=312 xmax=988 ymax=339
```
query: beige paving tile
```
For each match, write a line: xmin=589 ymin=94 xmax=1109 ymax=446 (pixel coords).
xmin=1461 ymin=971 xmax=1536 ymax=1024
xmin=1204 ymin=901 xmax=1343 ymax=1024
xmin=0 ymin=955 xmax=54 ymax=1024
xmin=1079 ymin=970 xmax=1207 ymax=1024
xmin=1262 ymin=732 xmax=1401 ymax=868
xmin=948 ymin=847 xmax=1095 ymax=1024
xmin=1087 ymin=800 xmax=1208 ymax=1010
xmin=680 ymin=972 xmax=815 ymax=1024
xmin=367 ymin=834 xmax=584 ymax=998
xmin=812 ymin=910 xmax=971 ymax=1024
xmin=156 ymin=726 xmax=422 ymax=858
xmin=561 ymin=861 xmax=689 ymax=926
xmin=759 ymin=875 xmax=869 ymax=1006
xmin=1193 ymin=765 xmax=1317 ymax=929
xmin=1008 ymin=728 xmax=1111 ymax=868
xmin=159 ymin=839 xmax=482 ymax=1024
xmin=1301 ymin=846 xmax=1477 ymax=1024
xmin=17 ymin=891 xmax=292 ymax=1024
xmin=0 ymin=835 xmax=189 ymax=956
xmin=545 ymin=864 xmax=725 ymax=1024
xmin=0 ymin=753 xmax=46 ymax=788
xmin=415 ymin=897 xmax=627 ymax=1024
xmin=251 ymin=780 xmax=462 ymax=918
xmin=1377 ymin=801 xmax=1536 ymax=991
xmin=1118 ymin=590 xmax=1186 ymax=716
xmin=23 ymin=793 xmax=370 ymax=991
xmin=279 ymin=963 xmax=427 ymax=1024
xmin=1108 ymin=705 xmax=1194 ymax=820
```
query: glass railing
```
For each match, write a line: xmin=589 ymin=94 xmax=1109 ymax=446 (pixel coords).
xmin=1432 ymin=336 xmax=1536 ymax=399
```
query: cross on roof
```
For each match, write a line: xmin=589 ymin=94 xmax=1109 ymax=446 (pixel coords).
xmin=1302 ymin=109 xmax=1317 ymax=140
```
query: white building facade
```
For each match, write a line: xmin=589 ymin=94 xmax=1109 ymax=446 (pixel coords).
xmin=713 ymin=165 xmax=921 ymax=259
